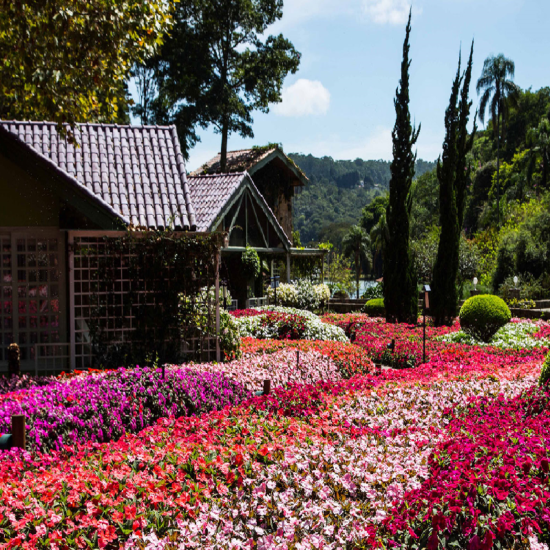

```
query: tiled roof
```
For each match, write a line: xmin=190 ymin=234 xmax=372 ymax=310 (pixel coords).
xmin=187 ymin=173 xmax=244 ymax=231
xmin=190 ymin=148 xmax=276 ymax=176
xmin=190 ymin=147 xmax=308 ymax=186
xmin=0 ymin=121 xmax=196 ymax=230
xmin=188 ymin=172 xmax=291 ymax=247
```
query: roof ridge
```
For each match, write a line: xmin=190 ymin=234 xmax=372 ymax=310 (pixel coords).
xmin=188 ymin=172 xmax=246 ymax=178
xmin=0 ymin=120 xmax=175 ymax=131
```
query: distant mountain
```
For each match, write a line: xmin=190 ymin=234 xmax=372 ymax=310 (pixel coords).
xmin=289 ymin=153 xmax=436 ymax=246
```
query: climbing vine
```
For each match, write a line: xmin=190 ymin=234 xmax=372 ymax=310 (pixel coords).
xmin=76 ymin=229 xmax=225 ymax=368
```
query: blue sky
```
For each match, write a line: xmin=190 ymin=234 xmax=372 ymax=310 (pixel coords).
xmin=174 ymin=0 xmax=550 ymax=172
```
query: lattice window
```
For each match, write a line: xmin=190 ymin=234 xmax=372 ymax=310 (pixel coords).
xmin=0 ymin=231 xmax=66 ymax=371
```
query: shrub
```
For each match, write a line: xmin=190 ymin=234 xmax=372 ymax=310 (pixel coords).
xmin=361 ymin=282 xmax=384 ymax=301
xmin=267 ymin=279 xmax=330 ymax=311
xmin=363 ymin=298 xmax=385 ymax=316
xmin=459 ymin=294 xmax=511 ymax=342
xmin=539 ymin=353 xmax=550 ymax=386
xmin=219 ymin=310 xmax=242 ymax=360
xmin=242 ymin=246 xmax=261 ymax=280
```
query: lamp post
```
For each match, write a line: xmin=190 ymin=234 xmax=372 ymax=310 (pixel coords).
xmin=471 ymin=277 xmax=479 ymax=297
xmin=423 ymin=285 xmax=431 ymax=365
xmin=511 ymin=275 xmax=520 ymax=301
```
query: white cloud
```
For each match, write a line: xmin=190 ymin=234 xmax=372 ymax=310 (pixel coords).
xmin=273 ymin=79 xmax=331 ymax=117
xmin=335 ymin=126 xmax=394 ymax=161
xmin=362 ymin=0 xmax=412 ymax=25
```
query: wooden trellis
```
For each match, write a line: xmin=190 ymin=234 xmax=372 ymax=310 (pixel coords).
xmin=69 ymin=231 xmax=221 ymax=371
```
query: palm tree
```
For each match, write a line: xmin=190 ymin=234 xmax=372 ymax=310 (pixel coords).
xmin=342 ymin=225 xmax=371 ymax=299
xmin=527 ymin=118 xmax=550 ymax=193
xmin=476 ymin=54 xmax=520 ymax=226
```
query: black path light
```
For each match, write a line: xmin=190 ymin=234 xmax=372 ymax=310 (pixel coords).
xmin=423 ymin=284 xmax=431 ymax=364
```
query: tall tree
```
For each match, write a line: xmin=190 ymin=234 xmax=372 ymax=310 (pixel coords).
xmin=476 ymin=54 xmax=520 ymax=226
xmin=0 ymin=0 xmax=170 ymax=133
xmin=527 ymin=118 xmax=550 ymax=193
xmin=432 ymin=44 xmax=477 ymax=326
xmin=342 ymin=225 xmax=371 ymax=299
xmin=135 ymin=0 xmax=300 ymax=163
xmin=431 ymin=56 xmax=462 ymax=326
xmin=384 ymin=10 xmax=420 ymax=324
xmin=456 ymin=43 xmax=477 ymax=227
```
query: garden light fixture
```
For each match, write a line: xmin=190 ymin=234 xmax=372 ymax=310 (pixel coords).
xmin=473 ymin=277 xmax=478 ymax=290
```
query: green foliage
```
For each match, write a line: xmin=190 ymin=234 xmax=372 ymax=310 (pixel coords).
xmin=242 ymin=246 xmax=261 ymax=280
xmin=476 ymin=53 xmax=520 ymax=226
xmin=431 ymin=55 xmax=462 ymax=326
xmin=82 ymin=230 xmax=223 ymax=366
xmin=325 ymin=252 xmax=355 ymax=298
xmin=539 ymin=352 xmax=550 ymax=387
xmin=492 ymin=198 xmax=550 ymax=294
xmin=219 ymin=310 xmax=242 ymax=360
xmin=363 ymin=298 xmax=385 ymax=316
xmin=362 ymin=282 xmax=384 ymax=301
xmin=505 ymin=298 xmax=536 ymax=310
xmin=526 ymin=117 xmax=550 ymax=192
xmin=409 ymin=170 xmax=439 ymax=240
xmin=267 ymin=280 xmax=330 ymax=312
xmin=432 ymin=45 xmax=476 ymax=327
xmin=291 ymin=154 xmax=434 ymax=246
xmin=0 ymin=0 xmax=171 ymax=129
xmin=133 ymin=0 xmax=300 ymax=161
xmin=459 ymin=294 xmax=511 ymax=342
xmin=384 ymin=10 xmax=419 ymax=325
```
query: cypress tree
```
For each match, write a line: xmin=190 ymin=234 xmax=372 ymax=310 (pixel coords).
xmin=456 ymin=42 xmax=477 ymax=227
xmin=384 ymin=10 xmax=420 ymax=324
xmin=432 ymin=42 xmax=476 ymax=326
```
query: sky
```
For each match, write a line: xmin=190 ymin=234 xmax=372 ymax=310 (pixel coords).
xmin=163 ymin=0 xmax=550 ymax=172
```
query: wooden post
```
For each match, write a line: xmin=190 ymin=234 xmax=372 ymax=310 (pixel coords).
xmin=286 ymin=252 xmax=291 ymax=282
xmin=11 ymin=415 xmax=25 ymax=450
xmin=7 ymin=343 xmax=20 ymax=377
xmin=263 ymin=380 xmax=271 ymax=396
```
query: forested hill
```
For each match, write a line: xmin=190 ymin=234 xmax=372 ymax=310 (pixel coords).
xmin=289 ymin=154 xmax=436 ymax=246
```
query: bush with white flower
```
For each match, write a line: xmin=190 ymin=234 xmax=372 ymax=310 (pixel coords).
xmin=233 ymin=306 xmax=348 ymax=342
xmin=438 ymin=319 xmax=550 ymax=350
xmin=267 ymin=279 xmax=330 ymax=311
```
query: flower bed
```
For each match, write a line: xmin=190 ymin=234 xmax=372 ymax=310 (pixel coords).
xmin=323 ymin=315 xmax=550 ymax=368
xmin=184 ymin=348 xmax=344 ymax=392
xmin=240 ymin=337 xmax=374 ymax=378
xmin=0 ymin=366 xmax=250 ymax=453
xmin=233 ymin=306 xmax=348 ymax=342
xmin=439 ymin=318 xmax=550 ymax=350
xmin=0 ymin=358 xmax=543 ymax=548
xmin=1 ymin=317 xmax=550 ymax=549
xmin=0 ymin=374 xmax=56 ymax=397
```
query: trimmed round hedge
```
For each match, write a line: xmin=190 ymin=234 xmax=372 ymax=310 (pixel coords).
xmin=363 ymin=298 xmax=385 ymax=317
xmin=459 ymin=294 xmax=511 ymax=343
xmin=539 ymin=353 xmax=550 ymax=387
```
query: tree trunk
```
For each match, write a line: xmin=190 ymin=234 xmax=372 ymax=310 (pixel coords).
xmin=355 ymin=253 xmax=360 ymax=299
xmin=220 ymin=115 xmax=229 ymax=172
xmin=496 ymin=109 xmax=501 ymax=227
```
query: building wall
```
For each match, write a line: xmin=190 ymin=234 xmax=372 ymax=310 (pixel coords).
xmin=0 ymin=155 xmax=61 ymax=226
xmin=251 ymin=163 xmax=295 ymax=243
